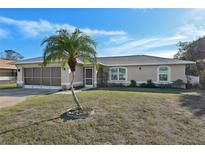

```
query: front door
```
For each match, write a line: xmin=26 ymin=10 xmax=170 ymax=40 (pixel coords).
xmin=85 ymin=68 xmax=93 ymax=87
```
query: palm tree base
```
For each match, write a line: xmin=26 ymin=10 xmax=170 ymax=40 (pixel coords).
xmin=60 ymin=108 xmax=95 ymax=121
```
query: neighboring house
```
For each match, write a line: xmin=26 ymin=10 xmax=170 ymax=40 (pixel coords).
xmin=0 ymin=59 xmax=17 ymax=82
xmin=13 ymin=55 xmax=195 ymax=89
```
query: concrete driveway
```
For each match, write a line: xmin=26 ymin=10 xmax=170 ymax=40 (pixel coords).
xmin=0 ymin=88 xmax=58 ymax=108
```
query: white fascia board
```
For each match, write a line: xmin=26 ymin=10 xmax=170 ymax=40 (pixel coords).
xmin=101 ymin=62 xmax=196 ymax=67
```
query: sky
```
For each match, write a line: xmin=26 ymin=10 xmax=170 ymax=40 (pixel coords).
xmin=0 ymin=8 xmax=205 ymax=59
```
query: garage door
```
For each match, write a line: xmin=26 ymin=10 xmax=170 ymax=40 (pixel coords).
xmin=24 ymin=67 xmax=61 ymax=86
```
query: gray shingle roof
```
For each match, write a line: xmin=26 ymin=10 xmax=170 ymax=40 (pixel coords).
xmin=13 ymin=57 xmax=84 ymax=65
xmin=13 ymin=57 xmax=43 ymax=64
xmin=13 ymin=55 xmax=195 ymax=66
xmin=97 ymin=55 xmax=195 ymax=66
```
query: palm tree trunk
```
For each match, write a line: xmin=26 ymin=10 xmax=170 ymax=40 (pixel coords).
xmin=70 ymin=71 xmax=83 ymax=110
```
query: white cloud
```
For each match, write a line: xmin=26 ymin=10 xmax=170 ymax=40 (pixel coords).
xmin=146 ymin=50 xmax=178 ymax=58
xmin=0 ymin=28 xmax=9 ymax=38
xmin=103 ymin=38 xmax=158 ymax=54
xmin=176 ymin=24 xmax=205 ymax=41
xmin=98 ymin=47 xmax=177 ymax=59
xmin=109 ymin=36 xmax=131 ymax=44
xmin=175 ymin=9 xmax=205 ymax=41
xmin=101 ymin=34 xmax=183 ymax=56
xmin=82 ymin=28 xmax=126 ymax=36
xmin=0 ymin=16 xmax=126 ymax=37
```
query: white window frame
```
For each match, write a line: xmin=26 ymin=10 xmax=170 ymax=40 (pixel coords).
xmin=157 ymin=66 xmax=171 ymax=83
xmin=109 ymin=67 xmax=127 ymax=81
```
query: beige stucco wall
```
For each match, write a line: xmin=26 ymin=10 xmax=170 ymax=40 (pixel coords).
xmin=65 ymin=64 xmax=84 ymax=88
xmin=127 ymin=65 xmax=158 ymax=82
xmin=69 ymin=64 xmax=83 ymax=83
xmin=170 ymin=64 xmax=186 ymax=82
xmin=107 ymin=64 xmax=187 ymax=85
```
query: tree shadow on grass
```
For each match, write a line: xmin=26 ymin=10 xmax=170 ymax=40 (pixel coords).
xmin=179 ymin=91 xmax=205 ymax=117
xmin=0 ymin=116 xmax=60 ymax=136
xmin=0 ymin=110 xmax=89 ymax=136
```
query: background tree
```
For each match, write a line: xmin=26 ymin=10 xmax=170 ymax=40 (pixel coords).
xmin=0 ymin=50 xmax=24 ymax=60
xmin=174 ymin=37 xmax=205 ymax=88
xmin=42 ymin=28 xmax=97 ymax=111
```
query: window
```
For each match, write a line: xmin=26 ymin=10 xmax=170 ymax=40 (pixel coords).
xmin=159 ymin=66 xmax=169 ymax=82
xmin=110 ymin=67 xmax=126 ymax=81
xmin=110 ymin=68 xmax=118 ymax=80
xmin=119 ymin=68 xmax=126 ymax=80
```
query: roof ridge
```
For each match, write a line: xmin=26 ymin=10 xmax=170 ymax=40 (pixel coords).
xmin=17 ymin=55 xmax=176 ymax=60
xmin=97 ymin=54 xmax=176 ymax=60
xmin=19 ymin=56 xmax=43 ymax=61
xmin=97 ymin=54 xmax=145 ymax=58
xmin=144 ymin=54 xmax=174 ymax=60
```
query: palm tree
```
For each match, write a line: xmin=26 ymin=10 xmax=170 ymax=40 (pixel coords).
xmin=41 ymin=28 xmax=97 ymax=111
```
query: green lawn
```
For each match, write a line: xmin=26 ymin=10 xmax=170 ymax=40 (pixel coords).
xmin=0 ymin=88 xmax=205 ymax=144
xmin=0 ymin=82 xmax=17 ymax=89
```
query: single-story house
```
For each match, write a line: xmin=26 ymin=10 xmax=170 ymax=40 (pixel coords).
xmin=0 ymin=59 xmax=17 ymax=82
xmin=13 ymin=55 xmax=195 ymax=89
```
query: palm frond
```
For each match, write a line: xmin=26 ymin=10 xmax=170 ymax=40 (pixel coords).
xmin=42 ymin=28 xmax=97 ymax=69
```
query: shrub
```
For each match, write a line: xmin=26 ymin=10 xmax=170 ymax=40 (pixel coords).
xmin=186 ymin=83 xmax=193 ymax=89
xmin=129 ymin=80 xmax=137 ymax=87
xmin=139 ymin=83 xmax=147 ymax=88
xmin=157 ymin=84 xmax=172 ymax=88
xmin=172 ymin=79 xmax=185 ymax=88
xmin=139 ymin=80 xmax=156 ymax=88
xmin=108 ymin=83 xmax=125 ymax=87
xmin=147 ymin=80 xmax=156 ymax=88
xmin=173 ymin=79 xmax=184 ymax=85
